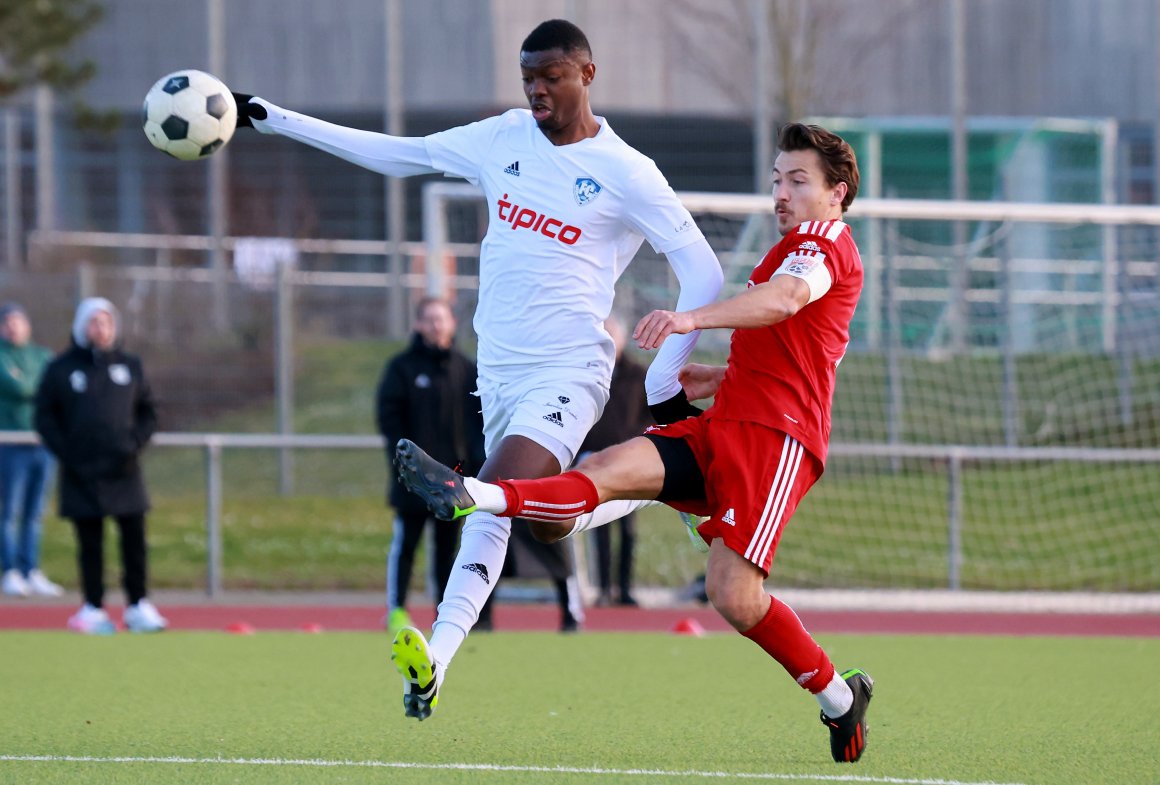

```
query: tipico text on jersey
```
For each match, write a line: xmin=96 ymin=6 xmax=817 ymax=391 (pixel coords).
xmin=497 ymin=193 xmax=582 ymax=246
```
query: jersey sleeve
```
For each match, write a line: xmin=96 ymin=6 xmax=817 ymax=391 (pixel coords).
xmin=250 ymin=99 xmax=438 ymax=177
xmin=644 ymin=237 xmax=724 ymax=404
xmin=424 ymin=115 xmax=504 ymax=186
xmin=770 ymin=223 xmax=853 ymax=304
xmin=621 ymin=160 xmax=704 ymax=254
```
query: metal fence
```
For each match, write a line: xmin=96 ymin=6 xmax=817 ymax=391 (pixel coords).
xmin=4 ymin=430 xmax=1158 ymax=599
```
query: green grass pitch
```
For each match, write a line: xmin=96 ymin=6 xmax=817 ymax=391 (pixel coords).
xmin=1 ymin=630 xmax=1157 ymax=784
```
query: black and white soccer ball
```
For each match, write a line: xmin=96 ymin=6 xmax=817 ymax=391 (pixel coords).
xmin=142 ymin=70 xmax=237 ymax=160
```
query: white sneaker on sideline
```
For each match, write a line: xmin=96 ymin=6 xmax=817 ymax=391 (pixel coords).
xmin=2 ymin=569 xmax=29 ymax=597
xmin=67 ymin=604 xmax=116 ymax=635
xmin=26 ymin=570 xmax=64 ymax=597
xmin=124 ymin=599 xmax=168 ymax=632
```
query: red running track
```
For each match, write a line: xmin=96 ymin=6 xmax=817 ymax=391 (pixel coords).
xmin=1 ymin=602 xmax=1156 ymax=636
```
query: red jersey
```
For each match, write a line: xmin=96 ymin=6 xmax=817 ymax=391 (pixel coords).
xmin=706 ymin=219 xmax=863 ymax=464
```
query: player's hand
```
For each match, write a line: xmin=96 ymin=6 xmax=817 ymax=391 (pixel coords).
xmin=232 ymin=93 xmax=268 ymax=128
xmin=678 ymin=363 xmax=726 ymax=401
xmin=648 ymin=388 xmax=702 ymax=425
xmin=633 ymin=309 xmax=696 ymax=350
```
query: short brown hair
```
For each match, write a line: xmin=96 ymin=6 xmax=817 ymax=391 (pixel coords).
xmin=777 ymin=123 xmax=860 ymax=212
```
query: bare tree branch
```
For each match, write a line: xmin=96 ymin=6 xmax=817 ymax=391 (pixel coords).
xmin=666 ymin=0 xmax=925 ymax=122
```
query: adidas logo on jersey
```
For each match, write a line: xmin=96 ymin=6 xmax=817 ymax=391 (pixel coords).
xmin=542 ymin=411 xmax=564 ymax=427
xmin=462 ymin=562 xmax=490 ymax=584
xmin=722 ymin=508 xmax=737 ymax=526
xmin=504 ymin=161 xmax=520 ymax=176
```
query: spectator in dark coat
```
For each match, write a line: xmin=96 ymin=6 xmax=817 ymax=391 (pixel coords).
xmin=34 ymin=298 xmax=167 ymax=634
xmin=377 ymin=297 xmax=485 ymax=633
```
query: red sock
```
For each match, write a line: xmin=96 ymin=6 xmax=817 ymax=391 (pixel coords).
xmin=496 ymin=471 xmax=600 ymax=522
xmin=741 ymin=595 xmax=835 ymax=693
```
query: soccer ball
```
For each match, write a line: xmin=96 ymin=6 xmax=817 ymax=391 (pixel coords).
xmin=142 ymin=70 xmax=237 ymax=161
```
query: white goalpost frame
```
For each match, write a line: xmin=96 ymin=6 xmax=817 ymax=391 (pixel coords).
xmin=20 ymin=186 xmax=1160 ymax=612
xmin=424 ymin=182 xmax=1160 ymax=611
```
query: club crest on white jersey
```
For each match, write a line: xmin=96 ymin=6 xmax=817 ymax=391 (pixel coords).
xmin=574 ymin=177 xmax=602 ymax=206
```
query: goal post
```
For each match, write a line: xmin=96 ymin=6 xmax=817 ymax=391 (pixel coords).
xmin=424 ymin=182 xmax=1160 ymax=604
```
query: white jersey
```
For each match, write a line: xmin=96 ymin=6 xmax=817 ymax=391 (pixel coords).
xmin=425 ymin=109 xmax=704 ymax=382
xmin=251 ymin=99 xmax=718 ymax=398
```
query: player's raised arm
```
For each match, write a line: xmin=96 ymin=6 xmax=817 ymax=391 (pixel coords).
xmin=635 ymin=273 xmax=811 ymax=351
xmin=232 ymin=93 xmax=439 ymax=177
xmin=642 ymin=236 xmax=723 ymax=424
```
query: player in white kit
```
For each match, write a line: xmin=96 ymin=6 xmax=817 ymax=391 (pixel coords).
xmin=233 ymin=19 xmax=724 ymax=719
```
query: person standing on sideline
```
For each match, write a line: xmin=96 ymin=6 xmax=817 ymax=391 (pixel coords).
xmin=397 ymin=124 xmax=875 ymax=763
xmin=0 ymin=303 xmax=63 ymax=597
xmin=34 ymin=298 xmax=167 ymax=634
xmin=376 ymin=297 xmax=485 ymax=634
xmin=579 ymin=317 xmax=650 ymax=607
xmin=231 ymin=18 xmax=723 ymax=720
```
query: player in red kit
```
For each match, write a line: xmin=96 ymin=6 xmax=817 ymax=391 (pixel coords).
xmin=396 ymin=123 xmax=873 ymax=763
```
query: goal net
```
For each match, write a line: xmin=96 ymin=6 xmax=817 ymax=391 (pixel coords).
xmin=425 ymin=182 xmax=1160 ymax=606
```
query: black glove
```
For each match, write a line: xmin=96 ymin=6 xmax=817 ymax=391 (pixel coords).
xmin=648 ymin=388 xmax=702 ymax=425
xmin=232 ymin=92 xmax=267 ymax=128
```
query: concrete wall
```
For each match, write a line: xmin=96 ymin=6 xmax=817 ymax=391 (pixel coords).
xmin=77 ymin=0 xmax=495 ymax=112
xmin=75 ymin=0 xmax=1158 ymax=123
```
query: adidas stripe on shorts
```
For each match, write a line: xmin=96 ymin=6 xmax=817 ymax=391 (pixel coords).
xmin=649 ymin=417 xmax=823 ymax=576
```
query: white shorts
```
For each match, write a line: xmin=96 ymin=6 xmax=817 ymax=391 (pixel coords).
xmin=476 ymin=368 xmax=609 ymax=471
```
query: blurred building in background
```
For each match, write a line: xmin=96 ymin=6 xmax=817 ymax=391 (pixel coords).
xmin=3 ymin=0 xmax=1159 ymax=249
xmin=0 ymin=0 xmax=1158 ymax=426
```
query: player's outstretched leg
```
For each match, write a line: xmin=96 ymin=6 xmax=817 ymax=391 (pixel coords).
xmin=820 ymin=668 xmax=874 ymax=762
xmin=391 ymin=625 xmax=441 ymax=720
xmin=394 ymin=439 xmax=478 ymax=521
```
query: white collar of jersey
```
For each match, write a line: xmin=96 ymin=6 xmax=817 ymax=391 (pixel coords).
xmin=531 ymin=113 xmax=611 ymax=149
xmin=795 ymin=220 xmax=847 ymax=242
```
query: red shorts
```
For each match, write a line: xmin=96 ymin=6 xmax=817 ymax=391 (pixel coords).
xmin=647 ymin=417 xmax=822 ymax=576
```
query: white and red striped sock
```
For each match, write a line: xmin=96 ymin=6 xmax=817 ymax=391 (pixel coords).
xmin=494 ymin=471 xmax=600 ymax=522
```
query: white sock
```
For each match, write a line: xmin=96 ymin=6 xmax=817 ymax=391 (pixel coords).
xmin=568 ymin=498 xmax=660 ymax=536
xmin=816 ymin=672 xmax=854 ymax=718
xmin=428 ymin=511 xmax=511 ymax=669
xmin=463 ymin=476 xmax=507 ymax=513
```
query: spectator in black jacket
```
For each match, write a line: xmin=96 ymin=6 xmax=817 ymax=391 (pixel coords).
xmin=376 ymin=297 xmax=485 ymax=633
xmin=578 ymin=317 xmax=651 ymax=606
xmin=34 ymin=298 xmax=167 ymax=635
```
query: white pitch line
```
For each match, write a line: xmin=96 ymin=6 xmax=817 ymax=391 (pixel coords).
xmin=0 ymin=754 xmax=1044 ymax=785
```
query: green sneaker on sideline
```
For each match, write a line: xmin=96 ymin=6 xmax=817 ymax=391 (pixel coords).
xmin=385 ymin=607 xmax=412 ymax=634
xmin=678 ymin=511 xmax=710 ymax=553
xmin=390 ymin=626 xmax=440 ymax=720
